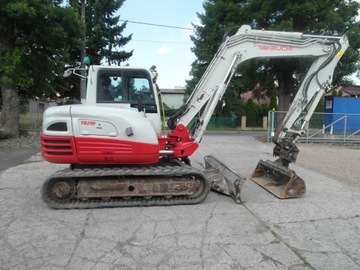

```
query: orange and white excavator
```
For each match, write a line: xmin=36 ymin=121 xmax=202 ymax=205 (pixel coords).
xmin=40 ymin=25 xmax=348 ymax=208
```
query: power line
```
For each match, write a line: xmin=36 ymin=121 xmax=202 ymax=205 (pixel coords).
xmin=120 ymin=19 xmax=194 ymax=31
xmin=131 ymin=39 xmax=191 ymax=45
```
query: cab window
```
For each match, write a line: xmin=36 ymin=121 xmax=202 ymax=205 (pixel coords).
xmin=97 ymin=69 xmax=157 ymax=112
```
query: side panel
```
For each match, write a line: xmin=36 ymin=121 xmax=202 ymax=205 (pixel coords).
xmin=75 ymin=137 xmax=159 ymax=164
xmin=41 ymin=105 xmax=160 ymax=164
xmin=41 ymin=135 xmax=159 ymax=164
xmin=41 ymin=136 xmax=79 ymax=163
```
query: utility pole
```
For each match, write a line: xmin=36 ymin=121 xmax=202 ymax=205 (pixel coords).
xmin=80 ymin=0 xmax=86 ymax=103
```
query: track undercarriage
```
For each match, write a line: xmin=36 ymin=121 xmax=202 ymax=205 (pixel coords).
xmin=42 ymin=159 xmax=210 ymax=209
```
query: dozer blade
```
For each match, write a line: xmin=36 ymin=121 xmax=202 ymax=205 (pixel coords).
xmin=251 ymin=159 xmax=306 ymax=199
xmin=204 ymin=155 xmax=246 ymax=204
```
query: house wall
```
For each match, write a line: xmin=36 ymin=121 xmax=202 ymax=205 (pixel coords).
xmin=161 ymin=94 xmax=184 ymax=109
xmin=160 ymin=88 xmax=185 ymax=109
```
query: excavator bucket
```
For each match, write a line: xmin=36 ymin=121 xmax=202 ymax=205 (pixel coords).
xmin=251 ymin=159 xmax=306 ymax=199
xmin=204 ymin=155 xmax=246 ymax=204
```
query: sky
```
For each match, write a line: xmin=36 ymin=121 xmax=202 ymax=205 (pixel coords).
xmin=119 ymin=0 xmax=205 ymax=88
xmin=117 ymin=1 xmax=360 ymax=87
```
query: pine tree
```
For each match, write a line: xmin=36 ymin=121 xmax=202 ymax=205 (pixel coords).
xmin=70 ymin=0 xmax=133 ymax=65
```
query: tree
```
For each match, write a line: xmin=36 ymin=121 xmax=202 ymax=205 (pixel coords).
xmin=69 ymin=0 xmax=133 ymax=65
xmin=58 ymin=0 xmax=133 ymax=101
xmin=187 ymin=0 xmax=360 ymax=112
xmin=0 ymin=0 xmax=82 ymax=135
xmin=0 ymin=0 xmax=133 ymax=135
xmin=185 ymin=1 xmax=245 ymax=119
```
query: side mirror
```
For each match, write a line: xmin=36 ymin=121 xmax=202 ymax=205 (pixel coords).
xmin=63 ymin=68 xmax=74 ymax=78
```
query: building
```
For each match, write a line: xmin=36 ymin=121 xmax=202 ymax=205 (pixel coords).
xmin=331 ymin=85 xmax=360 ymax=97
xmin=240 ymin=90 xmax=271 ymax=105
xmin=159 ymin=88 xmax=185 ymax=109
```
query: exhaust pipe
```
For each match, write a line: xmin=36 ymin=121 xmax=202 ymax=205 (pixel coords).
xmin=204 ymin=155 xmax=246 ymax=204
xmin=251 ymin=159 xmax=306 ymax=199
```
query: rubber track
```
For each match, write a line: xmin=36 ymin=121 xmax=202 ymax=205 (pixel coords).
xmin=41 ymin=162 xmax=210 ymax=209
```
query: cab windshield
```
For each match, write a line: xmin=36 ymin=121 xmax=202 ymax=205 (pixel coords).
xmin=97 ymin=69 xmax=157 ymax=112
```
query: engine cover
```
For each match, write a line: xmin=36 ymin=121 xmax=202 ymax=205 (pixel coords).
xmin=41 ymin=105 xmax=160 ymax=164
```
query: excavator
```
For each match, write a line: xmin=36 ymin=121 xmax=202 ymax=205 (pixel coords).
xmin=40 ymin=25 xmax=349 ymax=209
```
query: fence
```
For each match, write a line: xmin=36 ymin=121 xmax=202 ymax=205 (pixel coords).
xmin=268 ymin=111 xmax=360 ymax=143
xmin=19 ymin=99 xmax=50 ymax=131
xmin=207 ymin=117 xmax=237 ymax=128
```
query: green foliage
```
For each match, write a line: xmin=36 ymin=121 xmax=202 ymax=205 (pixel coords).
xmin=55 ymin=0 xmax=133 ymax=100
xmin=220 ymin=85 xmax=243 ymax=119
xmin=187 ymin=0 xmax=360 ymax=113
xmin=0 ymin=0 xmax=82 ymax=98
xmin=19 ymin=101 xmax=28 ymax=115
xmin=0 ymin=130 xmax=14 ymax=140
xmin=244 ymin=99 xmax=256 ymax=126
xmin=0 ymin=0 xmax=84 ymax=134
xmin=269 ymin=93 xmax=277 ymax=111
xmin=158 ymin=95 xmax=179 ymax=117
xmin=315 ymin=97 xmax=325 ymax=113
xmin=69 ymin=0 xmax=133 ymax=66
xmin=331 ymin=89 xmax=344 ymax=96
xmin=243 ymin=100 xmax=270 ymax=127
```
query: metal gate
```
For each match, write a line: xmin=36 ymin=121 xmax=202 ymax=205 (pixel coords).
xmin=267 ymin=111 xmax=360 ymax=143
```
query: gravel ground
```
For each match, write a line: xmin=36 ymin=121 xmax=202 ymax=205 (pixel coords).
xmin=0 ymin=134 xmax=40 ymax=148
xmin=0 ymin=134 xmax=41 ymax=171
xmin=296 ymin=142 xmax=360 ymax=191
xmin=0 ymin=133 xmax=359 ymax=190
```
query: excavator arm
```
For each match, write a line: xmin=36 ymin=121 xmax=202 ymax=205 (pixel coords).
xmin=272 ymin=35 xmax=348 ymax=165
xmin=167 ymin=25 xmax=348 ymax=199
xmin=169 ymin=25 xmax=348 ymax=143
xmin=251 ymin=34 xmax=348 ymax=199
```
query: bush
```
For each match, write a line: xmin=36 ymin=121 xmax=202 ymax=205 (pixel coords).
xmin=0 ymin=130 xmax=15 ymax=140
xmin=243 ymin=100 xmax=269 ymax=127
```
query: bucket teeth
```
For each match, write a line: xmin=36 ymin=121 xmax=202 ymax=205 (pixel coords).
xmin=204 ymin=155 xmax=246 ymax=204
xmin=251 ymin=159 xmax=306 ymax=199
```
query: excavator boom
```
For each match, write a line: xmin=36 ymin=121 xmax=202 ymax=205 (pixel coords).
xmin=168 ymin=25 xmax=348 ymax=199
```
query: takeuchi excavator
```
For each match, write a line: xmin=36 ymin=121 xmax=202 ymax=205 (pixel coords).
xmin=41 ymin=25 xmax=349 ymax=209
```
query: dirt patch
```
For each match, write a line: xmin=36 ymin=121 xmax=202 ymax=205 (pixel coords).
xmin=295 ymin=143 xmax=360 ymax=191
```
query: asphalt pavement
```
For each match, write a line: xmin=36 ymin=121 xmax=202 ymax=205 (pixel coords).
xmin=0 ymin=147 xmax=40 ymax=172
xmin=0 ymin=133 xmax=359 ymax=270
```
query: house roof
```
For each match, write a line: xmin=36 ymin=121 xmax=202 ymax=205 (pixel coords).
xmin=160 ymin=88 xmax=185 ymax=94
xmin=338 ymin=86 xmax=360 ymax=96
